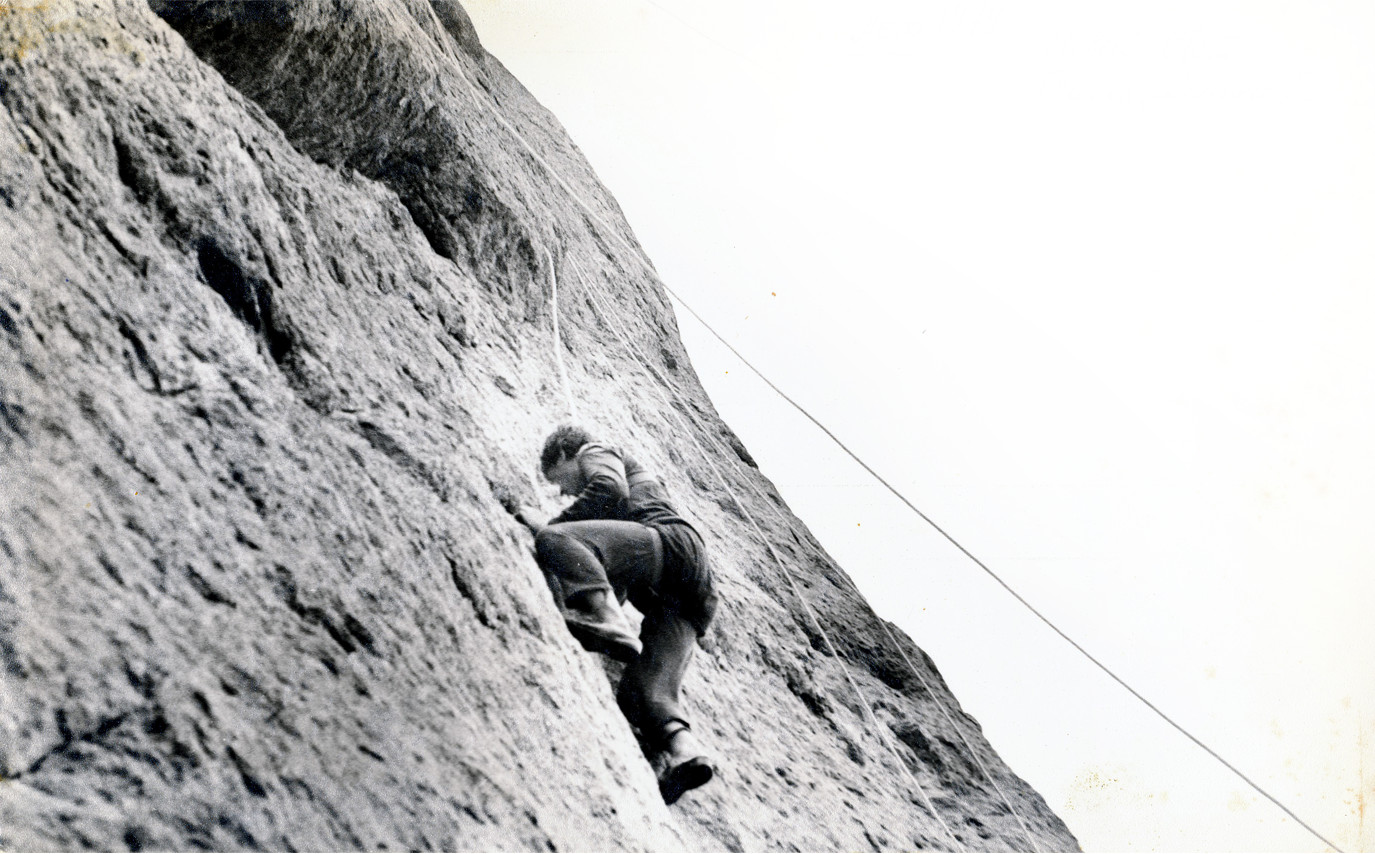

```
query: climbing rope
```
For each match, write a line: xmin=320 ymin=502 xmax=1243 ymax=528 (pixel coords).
xmin=567 ymin=255 xmax=969 ymax=851
xmin=545 ymin=247 xmax=578 ymax=421
xmin=431 ymin=14 xmax=1343 ymax=853
xmin=656 ymin=294 xmax=1348 ymax=854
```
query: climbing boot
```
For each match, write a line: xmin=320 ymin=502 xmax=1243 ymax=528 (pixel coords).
xmin=656 ymin=723 xmax=714 ymax=805
xmin=564 ymin=609 xmax=642 ymax=663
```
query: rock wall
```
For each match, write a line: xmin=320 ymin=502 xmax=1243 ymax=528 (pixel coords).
xmin=0 ymin=1 xmax=1079 ymax=850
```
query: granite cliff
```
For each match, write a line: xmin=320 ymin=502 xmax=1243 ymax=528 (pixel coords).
xmin=0 ymin=2 xmax=1080 ymax=850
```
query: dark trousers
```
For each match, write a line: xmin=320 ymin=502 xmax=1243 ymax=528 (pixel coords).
xmin=535 ymin=521 xmax=699 ymax=744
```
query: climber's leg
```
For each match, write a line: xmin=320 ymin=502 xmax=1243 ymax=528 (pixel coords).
xmin=534 ymin=521 xmax=661 ymax=661
xmin=656 ymin=722 xmax=714 ymax=805
xmin=617 ymin=608 xmax=696 ymax=732
xmin=617 ymin=608 xmax=714 ymax=802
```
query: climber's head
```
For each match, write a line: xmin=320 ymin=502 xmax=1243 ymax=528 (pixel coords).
xmin=540 ymin=424 xmax=591 ymax=495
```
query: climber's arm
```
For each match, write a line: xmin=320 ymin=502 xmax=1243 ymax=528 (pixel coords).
xmin=548 ymin=444 xmax=628 ymax=524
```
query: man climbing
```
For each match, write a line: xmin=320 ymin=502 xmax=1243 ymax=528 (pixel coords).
xmin=509 ymin=425 xmax=719 ymax=805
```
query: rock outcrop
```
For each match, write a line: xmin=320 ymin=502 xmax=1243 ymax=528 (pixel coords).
xmin=0 ymin=2 xmax=1079 ymax=850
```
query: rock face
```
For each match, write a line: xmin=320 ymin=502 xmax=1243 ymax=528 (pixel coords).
xmin=0 ymin=2 xmax=1079 ymax=850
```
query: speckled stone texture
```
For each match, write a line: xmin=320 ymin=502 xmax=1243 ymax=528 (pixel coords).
xmin=0 ymin=2 xmax=1079 ymax=850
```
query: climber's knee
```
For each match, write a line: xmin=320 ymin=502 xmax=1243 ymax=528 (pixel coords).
xmin=533 ymin=525 xmax=569 ymax=564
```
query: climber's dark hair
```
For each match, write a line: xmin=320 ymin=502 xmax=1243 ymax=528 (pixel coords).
xmin=540 ymin=425 xmax=592 ymax=474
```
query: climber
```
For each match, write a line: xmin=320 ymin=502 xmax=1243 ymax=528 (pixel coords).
xmin=509 ymin=425 xmax=719 ymax=805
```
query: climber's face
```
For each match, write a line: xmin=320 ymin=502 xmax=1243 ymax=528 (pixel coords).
xmin=544 ymin=453 xmax=583 ymax=496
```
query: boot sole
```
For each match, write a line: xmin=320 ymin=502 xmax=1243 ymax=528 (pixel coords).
xmin=660 ymin=755 xmax=714 ymax=805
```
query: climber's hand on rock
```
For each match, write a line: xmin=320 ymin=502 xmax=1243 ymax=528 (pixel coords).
xmin=514 ymin=506 xmax=547 ymax=534
xmin=492 ymin=484 xmax=520 ymax=514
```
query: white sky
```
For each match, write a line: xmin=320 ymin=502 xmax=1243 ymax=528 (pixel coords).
xmin=463 ymin=2 xmax=1375 ymax=850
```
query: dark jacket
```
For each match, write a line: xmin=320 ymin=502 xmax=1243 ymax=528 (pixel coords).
xmin=547 ymin=442 xmax=632 ymax=525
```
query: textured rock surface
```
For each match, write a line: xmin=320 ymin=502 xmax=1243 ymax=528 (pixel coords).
xmin=0 ymin=1 xmax=1080 ymax=850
